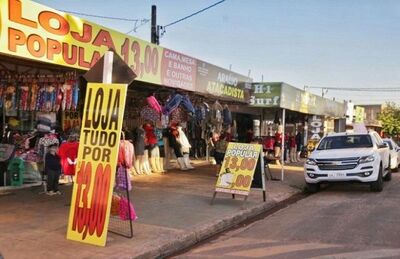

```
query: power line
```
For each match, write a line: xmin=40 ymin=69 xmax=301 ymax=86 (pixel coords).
xmin=161 ymin=0 xmax=226 ymax=34
xmin=59 ymin=10 xmax=146 ymax=22
xmin=306 ymin=86 xmax=400 ymax=92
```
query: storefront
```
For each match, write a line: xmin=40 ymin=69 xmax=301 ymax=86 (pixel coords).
xmin=0 ymin=0 xmax=254 ymax=187
xmin=249 ymin=82 xmax=346 ymax=179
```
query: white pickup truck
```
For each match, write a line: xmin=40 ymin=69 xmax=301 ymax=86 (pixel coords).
xmin=304 ymin=131 xmax=391 ymax=192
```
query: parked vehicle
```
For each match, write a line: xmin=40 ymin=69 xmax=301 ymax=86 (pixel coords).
xmin=304 ymin=131 xmax=390 ymax=193
xmin=383 ymin=138 xmax=400 ymax=172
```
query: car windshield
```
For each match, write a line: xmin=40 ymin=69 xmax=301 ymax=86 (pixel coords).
xmin=317 ymin=135 xmax=373 ymax=150
xmin=383 ymin=140 xmax=393 ymax=150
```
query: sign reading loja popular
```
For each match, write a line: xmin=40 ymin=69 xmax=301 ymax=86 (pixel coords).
xmin=2 ymin=0 xmax=163 ymax=81
xmin=5 ymin=0 xmax=118 ymax=68
xmin=67 ymin=83 xmax=127 ymax=247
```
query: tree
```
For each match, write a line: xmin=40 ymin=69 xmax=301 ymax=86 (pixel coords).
xmin=378 ymin=102 xmax=400 ymax=137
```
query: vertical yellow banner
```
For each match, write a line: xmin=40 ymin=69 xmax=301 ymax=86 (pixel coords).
xmin=215 ymin=143 xmax=262 ymax=196
xmin=67 ymin=83 xmax=127 ymax=246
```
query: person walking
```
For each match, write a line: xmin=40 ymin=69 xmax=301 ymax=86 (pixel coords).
xmin=45 ymin=144 xmax=62 ymax=195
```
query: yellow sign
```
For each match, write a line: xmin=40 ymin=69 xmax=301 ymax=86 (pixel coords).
xmin=216 ymin=143 xmax=262 ymax=196
xmin=67 ymin=83 xmax=127 ymax=246
xmin=0 ymin=0 xmax=162 ymax=84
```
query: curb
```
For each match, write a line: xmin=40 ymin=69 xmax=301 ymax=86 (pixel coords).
xmin=134 ymin=191 xmax=302 ymax=259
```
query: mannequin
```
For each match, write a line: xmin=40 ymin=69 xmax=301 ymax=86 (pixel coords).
xmin=134 ymin=125 xmax=146 ymax=175
xmin=144 ymin=123 xmax=163 ymax=173
xmin=177 ymin=126 xmax=194 ymax=169
xmin=168 ymin=123 xmax=187 ymax=170
xmin=58 ymin=135 xmax=79 ymax=183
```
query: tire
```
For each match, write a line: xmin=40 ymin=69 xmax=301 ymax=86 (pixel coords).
xmin=370 ymin=165 xmax=383 ymax=192
xmin=384 ymin=169 xmax=392 ymax=181
xmin=384 ymin=158 xmax=392 ymax=181
xmin=307 ymin=183 xmax=320 ymax=193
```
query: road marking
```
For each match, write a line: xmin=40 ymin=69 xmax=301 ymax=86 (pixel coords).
xmin=191 ymin=237 xmax=277 ymax=253
xmin=225 ymin=242 xmax=339 ymax=257
xmin=308 ymin=248 xmax=400 ymax=259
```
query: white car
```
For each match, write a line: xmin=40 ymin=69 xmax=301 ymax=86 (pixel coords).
xmin=305 ymin=131 xmax=390 ymax=192
xmin=383 ymin=138 xmax=400 ymax=172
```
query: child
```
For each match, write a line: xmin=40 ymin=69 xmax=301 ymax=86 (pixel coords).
xmin=45 ymin=144 xmax=62 ymax=195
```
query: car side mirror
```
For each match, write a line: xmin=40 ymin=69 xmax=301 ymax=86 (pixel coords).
xmin=381 ymin=143 xmax=389 ymax=149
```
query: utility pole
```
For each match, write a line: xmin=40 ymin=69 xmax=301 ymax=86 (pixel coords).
xmin=151 ymin=5 xmax=159 ymax=44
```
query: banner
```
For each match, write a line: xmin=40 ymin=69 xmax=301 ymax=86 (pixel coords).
xmin=249 ymin=82 xmax=281 ymax=107
xmin=215 ymin=143 xmax=262 ymax=196
xmin=67 ymin=83 xmax=127 ymax=246
xmin=196 ymin=61 xmax=252 ymax=103
xmin=0 ymin=0 xmax=195 ymax=91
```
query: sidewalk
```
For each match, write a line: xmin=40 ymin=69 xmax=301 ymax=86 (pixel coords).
xmin=0 ymin=162 xmax=303 ymax=259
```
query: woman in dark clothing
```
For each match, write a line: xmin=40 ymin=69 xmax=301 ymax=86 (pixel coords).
xmin=45 ymin=144 xmax=62 ymax=195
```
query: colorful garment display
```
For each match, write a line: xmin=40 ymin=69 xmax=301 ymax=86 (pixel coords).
xmin=146 ymin=95 xmax=162 ymax=114
xmin=118 ymin=140 xmax=134 ymax=168
xmin=140 ymin=105 xmax=160 ymax=122
xmin=58 ymin=141 xmax=79 ymax=176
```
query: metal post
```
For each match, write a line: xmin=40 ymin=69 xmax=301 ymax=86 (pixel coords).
xmin=281 ymin=108 xmax=285 ymax=181
xmin=151 ymin=5 xmax=157 ymax=44
xmin=102 ymin=51 xmax=113 ymax=84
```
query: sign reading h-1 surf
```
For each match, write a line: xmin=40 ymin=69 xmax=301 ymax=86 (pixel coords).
xmin=67 ymin=83 xmax=127 ymax=247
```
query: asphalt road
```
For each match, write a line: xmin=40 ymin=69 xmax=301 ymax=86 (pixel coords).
xmin=177 ymin=173 xmax=400 ymax=259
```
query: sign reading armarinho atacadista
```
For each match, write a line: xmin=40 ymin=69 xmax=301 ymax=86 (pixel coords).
xmin=67 ymin=83 xmax=127 ymax=247
xmin=215 ymin=143 xmax=262 ymax=196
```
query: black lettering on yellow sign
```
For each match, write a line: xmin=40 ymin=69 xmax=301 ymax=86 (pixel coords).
xmin=84 ymin=88 xmax=121 ymax=130
xmin=80 ymin=86 xmax=123 ymax=163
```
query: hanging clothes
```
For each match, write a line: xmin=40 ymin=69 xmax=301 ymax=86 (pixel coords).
xmin=58 ymin=141 xmax=79 ymax=176
xmin=72 ymin=82 xmax=79 ymax=110
xmin=118 ymin=140 xmax=135 ymax=169
xmin=180 ymin=95 xmax=195 ymax=114
xmin=38 ymin=134 xmax=59 ymax=157
xmin=146 ymin=95 xmax=162 ymax=114
xmin=177 ymin=126 xmax=191 ymax=153
xmin=140 ymin=105 xmax=160 ymax=122
xmin=134 ymin=127 xmax=145 ymax=156
xmin=222 ymin=105 xmax=232 ymax=125
xmin=163 ymin=94 xmax=183 ymax=115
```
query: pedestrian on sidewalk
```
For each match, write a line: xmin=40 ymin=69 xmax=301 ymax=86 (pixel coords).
xmin=215 ymin=133 xmax=228 ymax=177
xmin=45 ymin=144 xmax=62 ymax=195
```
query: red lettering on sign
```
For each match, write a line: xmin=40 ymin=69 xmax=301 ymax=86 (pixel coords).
xmin=9 ymin=0 xmax=37 ymax=28
xmin=46 ymin=38 xmax=61 ymax=60
xmin=92 ymin=29 xmax=116 ymax=50
xmin=71 ymin=161 xmax=112 ymax=240
xmin=38 ymin=11 xmax=70 ymax=36
xmin=71 ymin=23 xmax=92 ymax=43
xmin=8 ymin=28 xmax=26 ymax=52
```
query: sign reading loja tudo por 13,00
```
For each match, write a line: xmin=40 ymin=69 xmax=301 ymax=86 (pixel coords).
xmin=0 ymin=0 xmax=163 ymax=84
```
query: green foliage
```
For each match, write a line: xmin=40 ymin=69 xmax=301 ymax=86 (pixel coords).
xmin=378 ymin=102 xmax=400 ymax=136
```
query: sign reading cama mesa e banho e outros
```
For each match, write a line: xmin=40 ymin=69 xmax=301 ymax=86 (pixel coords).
xmin=215 ymin=143 xmax=262 ymax=196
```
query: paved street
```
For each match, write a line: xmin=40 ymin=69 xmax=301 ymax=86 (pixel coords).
xmin=177 ymin=173 xmax=400 ymax=258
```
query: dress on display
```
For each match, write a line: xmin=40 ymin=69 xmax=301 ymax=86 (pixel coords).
xmin=134 ymin=127 xmax=145 ymax=156
xmin=58 ymin=141 xmax=79 ymax=176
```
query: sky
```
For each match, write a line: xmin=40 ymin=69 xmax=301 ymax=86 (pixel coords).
xmin=36 ymin=0 xmax=400 ymax=105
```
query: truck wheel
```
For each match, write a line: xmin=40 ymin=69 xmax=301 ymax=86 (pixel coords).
xmin=307 ymin=183 xmax=320 ymax=193
xmin=384 ymin=167 xmax=392 ymax=181
xmin=370 ymin=165 xmax=383 ymax=192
